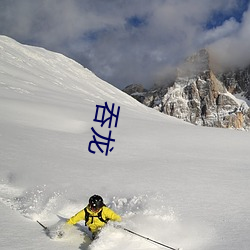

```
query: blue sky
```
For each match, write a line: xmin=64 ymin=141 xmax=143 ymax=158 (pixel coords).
xmin=205 ymin=0 xmax=249 ymax=28
xmin=0 ymin=0 xmax=249 ymax=89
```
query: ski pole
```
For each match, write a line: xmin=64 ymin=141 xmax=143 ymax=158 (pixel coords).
xmin=37 ymin=220 xmax=48 ymax=231
xmin=122 ymin=227 xmax=180 ymax=250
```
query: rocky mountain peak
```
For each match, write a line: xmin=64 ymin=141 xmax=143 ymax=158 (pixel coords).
xmin=123 ymin=49 xmax=250 ymax=130
xmin=177 ymin=49 xmax=210 ymax=78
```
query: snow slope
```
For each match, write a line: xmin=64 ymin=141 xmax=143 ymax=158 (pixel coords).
xmin=0 ymin=36 xmax=250 ymax=250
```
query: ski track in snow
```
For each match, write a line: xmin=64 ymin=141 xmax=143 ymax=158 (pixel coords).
xmin=0 ymin=180 xmax=211 ymax=250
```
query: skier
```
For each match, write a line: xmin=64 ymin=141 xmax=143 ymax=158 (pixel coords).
xmin=66 ymin=194 xmax=121 ymax=239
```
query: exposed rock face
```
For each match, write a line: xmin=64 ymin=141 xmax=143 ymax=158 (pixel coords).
xmin=217 ymin=66 xmax=250 ymax=99
xmin=123 ymin=84 xmax=147 ymax=103
xmin=123 ymin=49 xmax=250 ymax=130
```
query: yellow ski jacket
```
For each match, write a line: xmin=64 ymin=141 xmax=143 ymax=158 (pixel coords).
xmin=67 ymin=206 xmax=121 ymax=233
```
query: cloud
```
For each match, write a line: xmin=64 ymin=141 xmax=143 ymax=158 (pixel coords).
xmin=0 ymin=0 xmax=249 ymax=89
xmin=209 ymin=4 xmax=250 ymax=69
xmin=200 ymin=18 xmax=240 ymax=45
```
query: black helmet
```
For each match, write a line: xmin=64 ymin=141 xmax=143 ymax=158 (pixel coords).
xmin=89 ymin=195 xmax=104 ymax=210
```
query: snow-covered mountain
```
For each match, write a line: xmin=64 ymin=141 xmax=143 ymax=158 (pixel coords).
xmin=0 ymin=36 xmax=250 ymax=250
xmin=217 ymin=65 xmax=250 ymax=100
xmin=124 ymin=49 xmax=250 ymax=130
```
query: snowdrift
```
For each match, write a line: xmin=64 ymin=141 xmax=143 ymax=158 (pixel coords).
xmin=0 ymin=36 xmax=250 ymax=250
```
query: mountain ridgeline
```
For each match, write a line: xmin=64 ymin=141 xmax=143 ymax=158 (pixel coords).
xmin=123 ymin=49 xmax=250 ymax=130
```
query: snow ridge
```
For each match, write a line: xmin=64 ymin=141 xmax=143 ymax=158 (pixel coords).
xmin=1 ymin=36 xmax=250 ymax=250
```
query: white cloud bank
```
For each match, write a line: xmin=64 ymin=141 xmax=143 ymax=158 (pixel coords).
xmin=0 ymin=0 xmax=249 ymax=88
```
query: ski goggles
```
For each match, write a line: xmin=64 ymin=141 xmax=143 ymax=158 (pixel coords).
xmin=89 ymin=204 xmax=101 ymax=212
